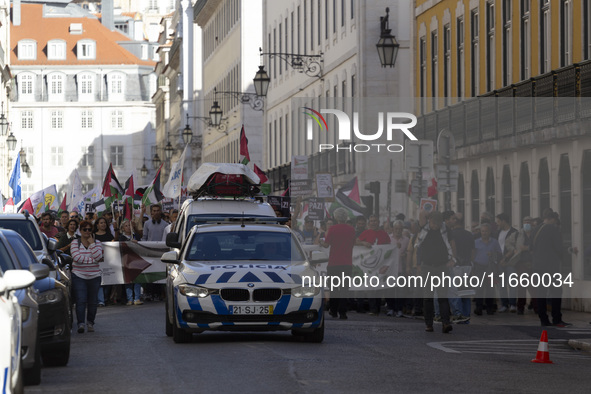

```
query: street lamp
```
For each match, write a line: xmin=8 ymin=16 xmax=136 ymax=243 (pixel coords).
xmin=152 ymin=152 xmax=161 ymax=168
xmin=376 ymin=7 xmax=400 ymax=68
xmin=258 ymin=47 xmax=323 ymax=78
xmin=140 ymin=158 xmax=148 ymax=178
xmin=182 ymin=115 xmax=193 ymax=145
xmin=6 ymin=132 xmax=16 ymax=151
xmin=0 ymin=103 xmax=8 ymax=136
xmin=209 ymin=101 xmax=222 ymax=127
xmin=253 ymin=65 xmax=271 ymax=97
xmin=165 ymin=140 xmax=174 ymax=160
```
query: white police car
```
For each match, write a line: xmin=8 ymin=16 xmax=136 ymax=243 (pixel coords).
xmin=161 ymin=218 xmax=325 ymax=343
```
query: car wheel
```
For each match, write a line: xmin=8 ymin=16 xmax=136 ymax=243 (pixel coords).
xmin=301 ymin=319 xmax=324 ymax=343
xmin=165 ymin=299 xmax=173 ymax=337
xmin=24 ymin=333 xmax=41 ymax=386
xmin=42 ymin=341 xmax=70 ymax=367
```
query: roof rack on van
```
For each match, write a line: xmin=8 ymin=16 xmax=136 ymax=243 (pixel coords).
xmin=193 ymin=216 xmax=288 ymax=227
xmin=187 ymin=163 xmax=261 ymax=199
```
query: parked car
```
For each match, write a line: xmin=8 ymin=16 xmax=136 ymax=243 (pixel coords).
xmin=0 ymin=215 xmax=72 ymax=366
xmin=0 ymin=269 xmax=37 ymax=394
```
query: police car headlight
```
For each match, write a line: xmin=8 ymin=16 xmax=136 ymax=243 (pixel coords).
xmin=291 ymin=286 xmax=320 ymax=298
xmin=178 ymin=284 xmax=212 ymax=298
xmin=37 ymin=289 xmax=63 ymax=304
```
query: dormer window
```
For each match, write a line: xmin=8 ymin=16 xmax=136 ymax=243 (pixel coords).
xmin=108 ymin=72 xmax=125 ymax=100
xmin=18 ymin=40 xmax=37 ymax=60
xmin=77 ymin=40 xmax=96 ymax=60
xmin=48 ymin=40 xmax=66 ymax=60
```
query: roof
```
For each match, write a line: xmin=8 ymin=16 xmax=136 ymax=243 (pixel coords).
xmin=11 ymin=4 xmax=155 ymax=67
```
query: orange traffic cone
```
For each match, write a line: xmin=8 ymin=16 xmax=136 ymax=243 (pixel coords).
xmin=531 ymin=330 xmax=553 ymax=364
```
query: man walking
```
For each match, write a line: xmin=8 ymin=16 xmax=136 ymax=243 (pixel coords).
xmin=496 ymin=213 xmax=518 ymax=312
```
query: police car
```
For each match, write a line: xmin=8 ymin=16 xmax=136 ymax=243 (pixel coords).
xmin=161 ymin=217 xmax=325 ymax=343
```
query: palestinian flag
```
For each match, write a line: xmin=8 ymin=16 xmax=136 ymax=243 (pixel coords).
xmin=92 ymin=198 xmax=106 ymax=214
xmin=101 ymin=163 xmax=124 ymax=208
xmin=239 ymin=125 xmax=250 ymax=165
xmin=253 ymin=164 xmax=271 ymax=195
xmin=57 ymin=193 xmax=67 ymax=216
xmin=329 ymin=177 xmax=370 ymax=219
xmin=142 ymin=164 xmax=164 ymax=206
xmin=18 ymin=198 xmax=34 ymax=215
xmin=123 ymin=175 xmax=140 ymax=208
xmin=122 ymin=197 xmax=133 ymax=221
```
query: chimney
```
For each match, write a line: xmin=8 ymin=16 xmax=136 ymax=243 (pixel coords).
xmin=13 ymin=0 xmax=21 ymax=26
xmin=102 ymin=0 xmax=114 ymax=31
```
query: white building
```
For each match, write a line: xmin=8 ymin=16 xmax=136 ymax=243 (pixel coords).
xmin=262 ymin=0 xmax=413 ymax=216
xmin=0 ymin=0 xmax=12 ymax=197
xmin=9 ymin=2 xmax=156 ymax=200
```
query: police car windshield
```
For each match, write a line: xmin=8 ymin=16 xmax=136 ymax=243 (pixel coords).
xmin=186 ymin=214 xmax=271 ymax=236
xmin=186 ymin=231 xmax=305 ymax=262
xmin=0 ymin=220 xmax=43 ymax=250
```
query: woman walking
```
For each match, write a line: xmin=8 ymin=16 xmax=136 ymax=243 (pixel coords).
xmin=71 ymin=220 xmax=103 ymax=333
xmin=119 ymin=220 xmax=143 ymax=305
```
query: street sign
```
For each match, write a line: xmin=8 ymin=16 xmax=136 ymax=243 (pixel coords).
xmin=290 ymin=179 xmax=312 ymax=197
xmin=405 ymin=141 xmax=434 ymax=171
xmin=437 ymin=129 xmax=456 ymax=160
xmin=410 ymin=179 xmax=428 ymax=200
xmin=394 ymin=179 xmax=407 ymax=193
xmin=437 ymin=178 xmax=459 ymax=193
xmin=436 ymin=164 xmax=459 ymax=180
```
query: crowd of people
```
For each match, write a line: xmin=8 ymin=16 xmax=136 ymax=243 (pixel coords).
xmin=291 ymin=207 xmax=576 ymax=332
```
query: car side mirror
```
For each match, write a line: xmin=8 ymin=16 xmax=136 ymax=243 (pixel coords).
xmin=47 ymin=237 xmax=58 ymax=253
xmin=42 ymin=258 xmax=56 ymax=271
xmin=161 ymin=250 xmax=180 ymax=264
xmin=30 ymin=263 xmax=50 ymax=280
xmin=166 ymin=232 xmax=181 ymax=249
xmin=59 ymin=253 xmax=73 ymax=268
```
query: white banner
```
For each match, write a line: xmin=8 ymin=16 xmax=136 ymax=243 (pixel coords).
xmin=100 ymin=241 xmax=168 ymax=285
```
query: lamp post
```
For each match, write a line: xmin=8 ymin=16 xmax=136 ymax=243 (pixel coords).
xmin=376 ymin=7 xmax=400 ymax=68
xmin=253 ymin=65 xmax=271 ymax=97
xmin=258 ymin=47 xmax=323 ymax=78
xmin=152 ymin=152 xmax=161 ymax=169
xmin=140 ymin=158 xmax=148 ymax=178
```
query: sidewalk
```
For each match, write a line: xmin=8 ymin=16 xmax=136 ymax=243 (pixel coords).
xmin=465 ymin=307 xmax=591 ymax=353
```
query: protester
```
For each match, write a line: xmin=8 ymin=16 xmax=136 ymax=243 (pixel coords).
xmin=119 ymin=220 xmax=143 ymax=306
xmin=40 ymin=212 xmax=60 ymax=238
xmin=473 ymin=223 xmax=502 ymax=315
xmin=448 ymin=213 xmax=474 ymax=323
xmin=56 ymin=219 xmax=80 ymax=255
xmin=320 ymin=208 xmax=356 ymax=320
xmin=142 ymin=204 xmax=168 ymax=301
xmin=496 ymin=212 xmax=518 ymax=313
xmin=385 ymin=220 xmax=409 ymax=317
xmin=509 ymin=216 xmax=534 ymax=315
xmin=298 ymin=216 xmax=319 ymax=245
xmin=94 ymin=217 xmax=115 ymax=306
xmin=71 ymin=220 xmax=104 ymax=333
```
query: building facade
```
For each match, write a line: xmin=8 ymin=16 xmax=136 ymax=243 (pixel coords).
xmin=414 ymin=0 xmax=591 ymax=310
xmin=10 ymin=2 xmax=156 ymax=198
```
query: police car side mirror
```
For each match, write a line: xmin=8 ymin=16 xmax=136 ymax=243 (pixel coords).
xmin=161 ymin=250 xmax=180 ymax=265
xmin=46 ymin=237 xmax=58 ymax=254
xmin=310 ymin=250 xmax=328 ymax=265
xmin=30 ymin=263 xmax=50 ymax=280
xmin=165 ymin=232 xmax=181 ymax=249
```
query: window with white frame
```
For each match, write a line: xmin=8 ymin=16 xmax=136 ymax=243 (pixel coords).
xmin=26 ymin=147 xmax=34 ymax=167
xmin=111 ymin=110 xmax=123 ymax=129
xmin=521 ymin=0 xmax=531 ymax=79
xmin=457 ymin=16 xmax=465 ymax=97
xmin=444 ymin=24 xmax=451 ymax=105
xmin=77 ymin=40 xmax=96 ymax=60
xmin=51 ymin=110 xmax=63 ymax=129
xmin=47 ymin=40 xmax=66 ymax=60
xmin=18 ymin=40 xmax=36 ymax=60
xmin=48 ymin=73 xmax=64 ymax=97
xmin=560 ymin=0 xmax=572 ymax=67
xmin=81 ymin=109 xmax=93 ymax=129
xmin=420 ymin=37 xmax=427 ymax=113
xmin=21 ymin=111 xmax=33 ymax=129
xmin=585 ymin=0 xmax=591 ymax=60
xmin=486 ymin=1 xmax=495 ymax=92
xmin=471 ymin=9 xmax=479 ymax=96
xmin=431 ymin=30 xmax=438 ymax=109
xmin=109 ymin=73 xmax=124 ymax=99
xmin=540 ymin=0 xmax=551 ymax=73
xmin=79 ymin=73 xmax=94 ymax=97
xmin=503 ymin=0 xmax=512 ymax=86
xmin=51 ymin=146 xmax=64 ymax=166
xmin=80 ymin=146 xmax=94 ymax=167
xmin=22 ymin=184 xmax=34 ymax=200
xmin=19 ymin=74 xmax=34 ymax=97
xmin=111 ymin=146 xmax=124 ymax=167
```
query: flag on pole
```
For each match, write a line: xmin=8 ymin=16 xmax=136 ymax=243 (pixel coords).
xmin=101 ymin=163 xmax=124 ymax=208
xmin=329 ymin=177 xmax=370 ymax=219
xmin=239 ymin=125 xmax=250 ymax=165
xmin=163 ymin=145 xmax=187 ymax=198
xmin=18 ymin=198 xmax=34 ymax=214
xmin=142 ymin=164 xmax=164 ymax=206
xmin=253 ymin=164 xmax=271 ymax=195
xmin=9 ymin=154 xmax=21 ymax=205
xmin=68 ymin=170 xmax=83 ymax=212
xmin=58 ymin=193 xmax=67 ymax=215
xmin=4 ymin=198 xmax=14 ymax=213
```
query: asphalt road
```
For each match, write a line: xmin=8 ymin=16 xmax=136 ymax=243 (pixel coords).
xmin=26 ymin=302 xmax=591 ymax=393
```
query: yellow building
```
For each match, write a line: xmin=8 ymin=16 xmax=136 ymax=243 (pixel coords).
xmin=414 ymin=0 xmax=591 ymax=310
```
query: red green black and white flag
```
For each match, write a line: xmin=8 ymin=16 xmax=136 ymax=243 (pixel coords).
xmin=239 ymin=125 xmax=250 ymax=165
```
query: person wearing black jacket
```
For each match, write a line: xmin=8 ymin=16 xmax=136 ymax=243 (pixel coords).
xmin=496 ymin=213 xmax=519 ymax=313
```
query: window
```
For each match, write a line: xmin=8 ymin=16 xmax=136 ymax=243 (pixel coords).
xmin=582 ymin=151 xmax=591 ymax=278
xmin=18 ymin=40 xmax=36 ymax=60
xmin=521 ymin=0 xmax=531 ymax=79
xmin=333 ymin=0 xmax=336 ymax=33
xmin=457 ymin=17 xmax=465 ymax=97
xmin=51 ymin=110 xmax=63 ymax=129
xmin=311 ymin=0 xmax=314 ymax=51
xmin=109 ymin=73 xmax=124 ymax=99
xmin=47 ymin=40 xmax=66 ymax=60
xmin=420 ymin=37 xmax=427 ymax=113
xmin=585 ymin=0 xmax=591 ymax=59
xmin=325 ymin=0 xmax=329 ymax=39
xmin=77 ymin=40 xmax=96 ymax=60
xmin=21 ymin=111 xmax=33 ymax=129
xmin=471 ymin=170 xmax=480 ymax=224
xmin=304 ymin=0 xmax=307 ymax=54
xmin=297 ymin=6 xmax=301 ymax=54
xmin=502 ymin=165 xmax=512 ymax=221
xmin=485 ymin=167 xmax=495 ymax=216
xmin=111 ymin=146 xmax=124 ymax=167
xmin=559 ymin=154 xmax=572 ymax=260
xmin=19 ymin=74 xmax=34 ymax=97
xmin=457 ymin=173 xmax=465 ymax=215
xmin=443 ymin=24 xmax=451 ymax=105
xmin=471 ymin=9 xmax=479 ymax=96
xmin=538 ymin=158 xmax=550 ymax=216
xmin=540 ymin=0 xmax=551 ymax=73
xmin=79 ymin=73 xmax=94 ymax=97
xmin=80 ymin=146 xmax=94 ymax=167
xmin=26 ymin=147 xmax=34 ymax=167
xmin=111 ymin=110 xmax=123 ymax=129
xmin=341 ymin=0 xmax=345 ymax=26
xmin=49 ymin=74 xmax=63 ymax=96
xmin=486 ymin=1 xmax=495 ymax=92
xmin=502 ymin=0 xmax=512 ymax=86
xmin=519 ymin=162 xmax=530 ymax=218
xmin=431 ymin=30 xmax=438 ymax=109
xmin=560 ymin=0 xmax=572 ymax=66
xmin=279 ymin=24 xmax=282 ymax=75
xmin=51 ymin=147 xmax=64 ymax=167
xmin=81 ymin=110 xmax=93 ymax=129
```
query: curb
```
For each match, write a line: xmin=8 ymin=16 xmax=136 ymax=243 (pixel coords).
xmin=567 ymin=339 xmax=591 ymax=353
